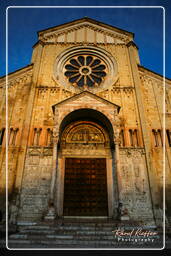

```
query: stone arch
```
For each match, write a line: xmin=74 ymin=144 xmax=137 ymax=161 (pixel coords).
xmin=51 ymin=108 xmax=119 ymax=217
xmin=58 ymin=108 xmax=114 ymax=149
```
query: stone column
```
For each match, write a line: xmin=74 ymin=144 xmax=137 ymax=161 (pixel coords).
xmin=50 ymin=135 xmax=58 ymax=200
xmin=113 ymin=128 xmax=130 ymax=220
xmin=113 ymin=127 xmax=122 ymax=203
xmin=44 ymin=127 xmax=59 ymax=220
xmin=112 ymin=110 xmax=129 ymax=220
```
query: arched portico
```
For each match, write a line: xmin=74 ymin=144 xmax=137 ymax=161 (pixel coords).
xmin=47 ymin=91 xmax=121 ymax=219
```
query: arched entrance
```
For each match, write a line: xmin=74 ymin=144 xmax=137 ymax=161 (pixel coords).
xmin=61 ymin=120 xmax=109 ymax=216
xmin=55 ymin=108 xmax=118 ymax=217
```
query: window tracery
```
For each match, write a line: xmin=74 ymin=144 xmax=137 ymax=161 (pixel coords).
xmin=64 ymin=55 xmax=106 ymax=88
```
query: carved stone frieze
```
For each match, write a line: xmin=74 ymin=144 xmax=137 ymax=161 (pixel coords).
xmin=119 ymin=147 xmax=145 ymax=157
xmin=39 ymin=20 xmax=132 ymax=45
xmin=6 ymin=70 xmax=33 ymax=88
xmin=27 ymin=147 xmax=53 ymax=157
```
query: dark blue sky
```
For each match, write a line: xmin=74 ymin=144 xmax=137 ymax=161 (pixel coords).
xmin=0 ymin=0 xmax=171 ymax=78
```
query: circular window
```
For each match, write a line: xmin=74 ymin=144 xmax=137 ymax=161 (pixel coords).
xmin=54 ymin=46 xmax=118 ymax=93
xmin=64 ymin=55 xmax=107 ymax=88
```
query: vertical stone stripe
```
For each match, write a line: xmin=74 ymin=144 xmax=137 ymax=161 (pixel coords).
xmin=114 ymin=142 xmax=122 ymax=201
xmin=14 ymin=44 xmax=44 ymax=191
xmin=50 ymin=142 xmax=58 ymax=200
xmin=128 ymin=42 xmax=160 ymax=223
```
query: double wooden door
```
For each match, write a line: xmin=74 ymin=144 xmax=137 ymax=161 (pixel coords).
xmin=63 ymin=158 xmax=108 ymax=216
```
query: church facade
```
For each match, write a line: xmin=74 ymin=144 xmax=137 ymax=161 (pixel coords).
xmin=0 ymin=17 xmax=171 ymax=227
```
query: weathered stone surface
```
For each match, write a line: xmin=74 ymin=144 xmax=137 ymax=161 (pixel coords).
xmin=0 ymin=18 xmax=170 ymax=234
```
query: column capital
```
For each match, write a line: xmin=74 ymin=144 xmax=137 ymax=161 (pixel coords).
xmin=52 ymin=127 xmax=59 ymax=144
xmin=112 ymin=110 xmax=121 ymax=127
xmin=113 ymin=128 xmax=120 ymax=145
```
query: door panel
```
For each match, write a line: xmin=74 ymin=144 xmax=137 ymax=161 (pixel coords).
xmin=63 ymin=158 xmax=108 ymax=216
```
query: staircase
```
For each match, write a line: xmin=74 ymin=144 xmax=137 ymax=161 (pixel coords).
xmin=7 ymin=218 xmax=162 ymax=249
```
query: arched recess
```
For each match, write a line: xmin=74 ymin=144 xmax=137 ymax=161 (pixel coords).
xmin=59 ymin=108 xmax=114 ymax=148
xmin=55 ymin=108 xmax=118 ymax=218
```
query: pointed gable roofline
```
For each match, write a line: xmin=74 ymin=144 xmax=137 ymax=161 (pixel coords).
xmin=52 ymin=90 xmax=121 ymax=113
xmin=38 ymin=17 xmax=134 ymax=39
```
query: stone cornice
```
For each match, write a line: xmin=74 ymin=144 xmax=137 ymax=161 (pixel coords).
xmin=38 ymin=18 xmax=133 ymax=45
xmin=38 ymin=17 xmax=134 ymax=39
xmin=138 ymin=65 xmax=171 ymax=84
xmin=52 ymin=90 xmax=121 ymax=113
xmin=0 ymin=65 xmax=33 ymax=88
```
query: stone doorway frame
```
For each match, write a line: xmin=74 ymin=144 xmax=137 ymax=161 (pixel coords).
xmin=47 ymin=91 xmax=121 ymax=219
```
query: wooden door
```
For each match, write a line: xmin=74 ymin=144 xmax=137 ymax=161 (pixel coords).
xmin=63 ymin=158 xmax=108 ymax=216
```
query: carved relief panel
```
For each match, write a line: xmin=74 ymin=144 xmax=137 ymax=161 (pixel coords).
xmin=60 ymin=121 xmax=111 ymax=157
xmin=119 ymin=148 xmax=154 ymax=221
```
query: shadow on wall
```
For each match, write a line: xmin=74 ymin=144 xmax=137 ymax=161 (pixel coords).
xmin=166 ymin=185 xmax=171 ymax=224
xmin=0 ymin=190 xmax=6 ymax=223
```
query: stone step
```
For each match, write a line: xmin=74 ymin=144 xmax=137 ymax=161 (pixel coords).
xmin=8 ymin=239 xmax=117 ymax=246
xmin=8 ymin=244 xmax=115 ymax=248
xmin=20 ymin=229 xmax=56 ymax=234
xmin=8 ymin=237 xmax=162 ymax=249
xmin=10 ymin=232 xmax=115 ymax=240
xmin=8 ymin=238 xmax=161 ymax=248
xmin=19 ymin=225 xmax=53 ymax=230
xmin=19 ymin=226 xmax=115 ymax=233
xmin=7 ymin=221 xmax=161 ymax=249
xmin=46 ymin=234 xmax=114 ymax=240
xmin=19 ymin=223 xmax=117 ymax=228
xmin=19 ymin=229 xmax=113 ymax=235
xmin=8 ymin=243 xmax=161 ymax=249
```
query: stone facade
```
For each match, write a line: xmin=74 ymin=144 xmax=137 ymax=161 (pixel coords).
xmin=0 ymin=17 xmax=171 ymax=226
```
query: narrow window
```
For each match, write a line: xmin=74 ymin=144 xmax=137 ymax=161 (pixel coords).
xmin=47 ymin=128 xmax=53 ymax=146
xmin=33 ymin=128 xmax=42 ymax=146
xmin=152 ymin=129 xmax=158 ymax=147
xmin=158 ymin=129 xmax=163 ymax=146
xmin=33 ymin=128 xmax=37 ymax=146
xmin=129 ymin=129 xmax=133 ymax=147
xmin=133 ymin=129 xmax=139 ymax=147
xmin=9 ymin=128 xmax=13 ymax=145
xmin=166 ymin=129 xmax=171 ymax=147
xmin=119 ymin=129 xmax=125 ymax=147
xmin=9 ymin=128 xmax=18 ymax=146
xmin=0 ymin=128 xmax=5 ymax=145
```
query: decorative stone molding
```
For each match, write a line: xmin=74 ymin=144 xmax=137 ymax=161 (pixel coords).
xmin=39 ymin=21 xmax=132 ymax=45
xmin=0 ymin=70 xmax=33 ymax=88
xmin=119 ymin=147 xmax=145 ymax=157
xmin=139 ymin=70 xmax=164 ymax=85
xmin=27 ymin=147 xmax=53 ymax=156
xmin=111 ymin=87 xmax=134 ymax=93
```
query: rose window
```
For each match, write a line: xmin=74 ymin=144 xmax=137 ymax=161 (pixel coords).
xmin=64 ymin=55 xmax=107 ymax=88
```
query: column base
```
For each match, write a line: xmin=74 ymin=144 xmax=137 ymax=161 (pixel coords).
xmin=44 ymin=206 xmax=56 ymax=220
xmin=120 ymin=215 xmax=130 ymax=221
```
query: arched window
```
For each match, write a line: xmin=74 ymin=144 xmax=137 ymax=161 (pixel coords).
xmin=152 ymin=129 xmax=162 ymax=147
xmin=158 ymin=129 xmax=163 ymax=146
xmin=166 ymin=129 xmax=171 ymax=147
xmin=9 ymin=128 xmax=18 ymax=146
xmin=152 ymin=129 xmax=158 ymax=147
xmin=64 ymin=55 xmax=107 ymax=88
xmin=0 ymin=128 xmax=5 ymax=145
xmin=129 ymin=129 xmax=133 ymax=147
xmin=133 ymin=129 xmax=139 ymax=147
xmin=33 ymin=128 xmax=42 ymax=146
xmin=46 ymin=128 xmax=53 ymax=146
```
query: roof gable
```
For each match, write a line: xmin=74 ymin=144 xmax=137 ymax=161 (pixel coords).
xmin=38 ymin=17 xmax=133 ymax=45
xmin=52 ymin=90 xmax=120 ymax=113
